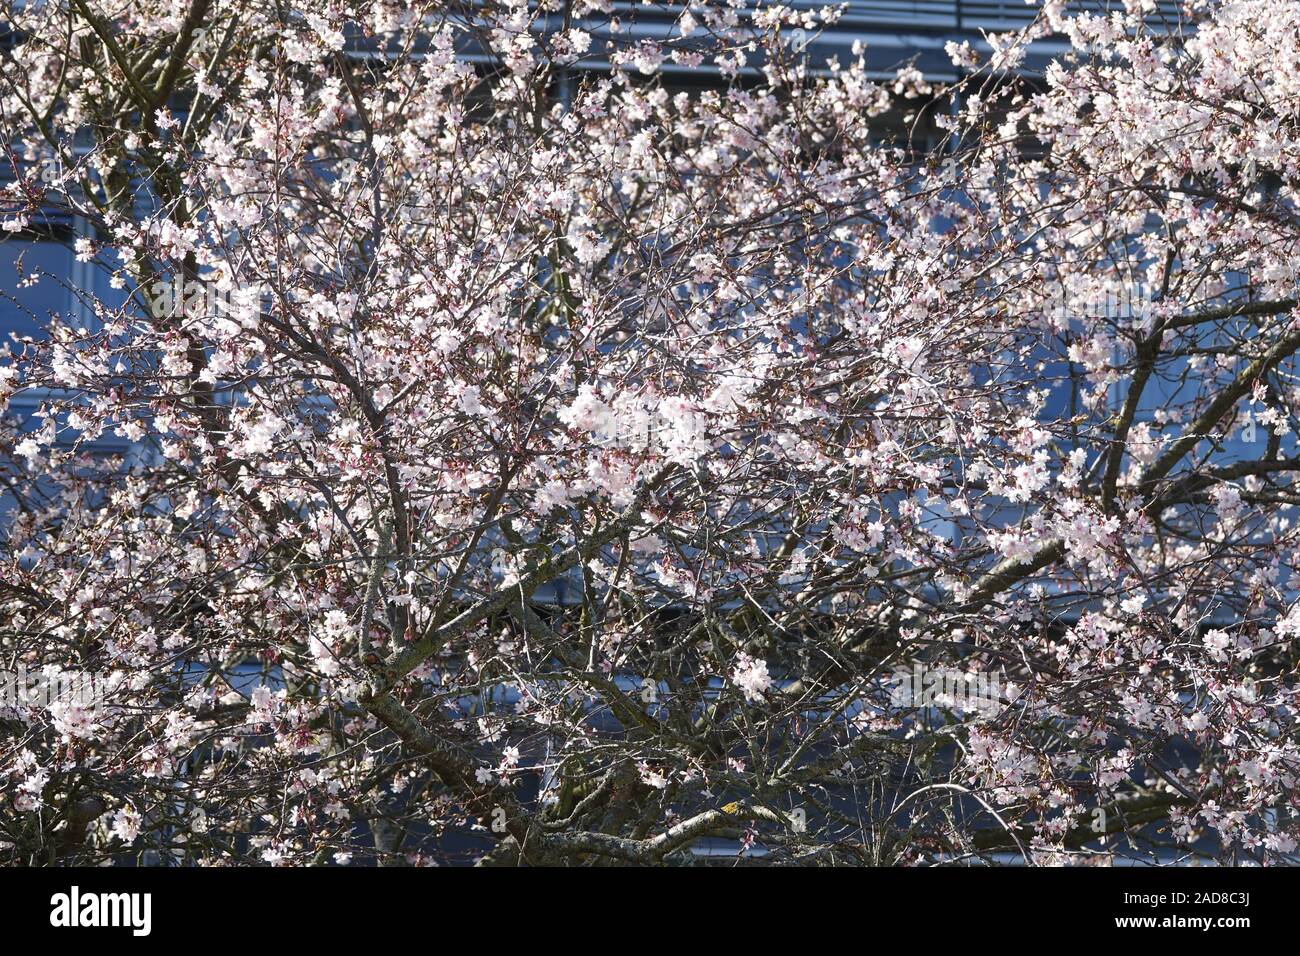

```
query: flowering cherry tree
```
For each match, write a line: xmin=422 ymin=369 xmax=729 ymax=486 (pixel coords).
xmin=2 ymin=0 xmax=1300 ymax=865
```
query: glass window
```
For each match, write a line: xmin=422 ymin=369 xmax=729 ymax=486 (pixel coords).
xmin=0 ymin=229 xmax=74 ymax=344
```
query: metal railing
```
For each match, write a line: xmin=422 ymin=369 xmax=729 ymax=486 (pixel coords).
xmin=828 ymin=0 xmax=1187 ymax=31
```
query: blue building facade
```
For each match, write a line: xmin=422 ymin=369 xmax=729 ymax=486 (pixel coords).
xmin=0 ymin=0 xmax=1187 ymax=357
